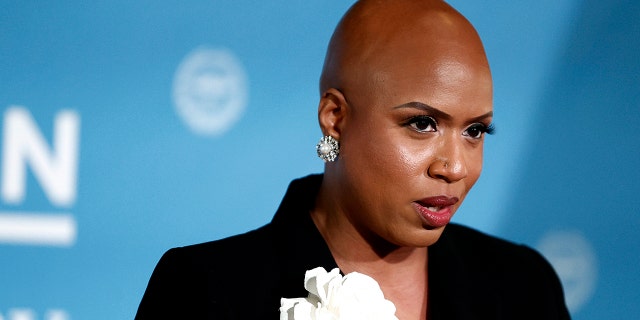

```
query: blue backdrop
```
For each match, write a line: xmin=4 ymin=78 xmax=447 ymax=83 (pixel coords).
xmin=1 ymin=1 xmax=637 ymax=319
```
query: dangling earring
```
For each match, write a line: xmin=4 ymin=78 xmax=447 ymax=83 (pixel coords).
xmin=316 ymin=135 xmax=339 ymax=162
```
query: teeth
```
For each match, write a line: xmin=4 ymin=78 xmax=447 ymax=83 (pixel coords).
xmin=427 ymin=206 xmax=441 ymax=211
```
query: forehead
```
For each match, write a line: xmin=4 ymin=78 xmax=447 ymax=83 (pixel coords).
xmin=347 ymin=31 xmax=492 ymax=115
xmin=343 ymin=4 xmax=492 ymax=112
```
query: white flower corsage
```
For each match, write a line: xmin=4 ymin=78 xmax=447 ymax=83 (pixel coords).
xmin=279 ymin=267 xmax=398 ymax=320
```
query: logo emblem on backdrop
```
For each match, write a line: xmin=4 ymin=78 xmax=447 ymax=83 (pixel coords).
xmin=172 ymin=47 xmax=249 ymax=136
xmin=537 ymin=230 xmax=597 ymax=313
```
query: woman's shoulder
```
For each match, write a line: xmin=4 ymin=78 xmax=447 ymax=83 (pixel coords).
xmin=135 ymin=224 xmax=281 ymax=319
xmin=160 ymin=222 xmax=278 ymax=273
xmin=430 ymin=223 xmax=570 ymax=319
xmin=435 ymin=223 xmax=558 ymax=276
xmin=438 ymin=223 xmax=547 ymax=267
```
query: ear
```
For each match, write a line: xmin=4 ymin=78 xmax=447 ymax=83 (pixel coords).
xmin=318 ymin=88 xmax=348 ymax=139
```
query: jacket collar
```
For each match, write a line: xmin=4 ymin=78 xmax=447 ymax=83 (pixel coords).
xmin=268 ymin=174 xmax=482 ymax=319
xmin=270 ymin=174 xmax=338 ymax=298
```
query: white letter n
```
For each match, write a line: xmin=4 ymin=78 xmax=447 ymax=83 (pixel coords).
xmin=2 ymin=106 xmax=80 ymax=207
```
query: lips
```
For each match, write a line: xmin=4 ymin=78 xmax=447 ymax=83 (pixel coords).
xmin=413 ymin=196 xmax=459 ymax=228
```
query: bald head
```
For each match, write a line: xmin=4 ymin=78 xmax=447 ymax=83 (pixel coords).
xmin=320 ymin=0 xmax=490 ymax=95
xmin=314 ymin=0 xmax=494 ymax=253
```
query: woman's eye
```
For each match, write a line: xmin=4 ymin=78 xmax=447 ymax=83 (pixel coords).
xmin=407 ymin=116 xmax=437 ymax=132
xmin=464 ymin=123 xmax=494 ymax=139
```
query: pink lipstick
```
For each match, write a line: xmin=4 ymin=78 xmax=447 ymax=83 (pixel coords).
xmin=413 ymin=196 xmax=459 ymax=228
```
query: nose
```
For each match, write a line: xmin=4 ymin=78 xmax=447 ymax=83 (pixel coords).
xmin=427 ymin=138 xmax=468 ymax=183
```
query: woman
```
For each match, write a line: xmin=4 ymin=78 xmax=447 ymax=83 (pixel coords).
xmin=136 ymin=0 xmax=570 ymax=319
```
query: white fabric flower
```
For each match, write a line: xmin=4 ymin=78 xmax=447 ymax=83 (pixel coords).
xmin=280 ymin=267 xmax=398 ymax=320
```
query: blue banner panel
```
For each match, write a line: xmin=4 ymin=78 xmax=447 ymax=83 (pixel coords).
xmin=0 ymin=1 xmax=637 ymax=319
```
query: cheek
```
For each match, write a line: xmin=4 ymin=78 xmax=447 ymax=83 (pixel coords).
xmin=395 ymin=142 xmax=438 ymax=177
xmin=357 ymin=131 xmax=428 ymax=178
xmin=464 ymin=146 xmax=484 ymax=189
xmin=340 ymin=126 xmax=423 ymax=194
xmin=344 ymin=134 xmax=403 ymax=179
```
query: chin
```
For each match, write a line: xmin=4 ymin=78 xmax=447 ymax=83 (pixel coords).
xmin=395 ymin=225 xmax=447 ymax=248
xmin=420 ymin=228 xmax=447 ymax=247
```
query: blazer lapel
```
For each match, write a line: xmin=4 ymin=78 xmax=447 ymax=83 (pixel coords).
xmin=428 ymin=225 xmax=499 ymax=319
xmin=270 ymin=175 xmax=339 ymax=298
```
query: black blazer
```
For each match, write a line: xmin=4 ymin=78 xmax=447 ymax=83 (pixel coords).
xmin=136 ymin=175 xmax=570 ymax=319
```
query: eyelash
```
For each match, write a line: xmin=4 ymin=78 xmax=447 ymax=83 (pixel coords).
xmin=405 ymin=115 xmax=437 ymax=132
xmin=404 ymin=115 xmax=495 ymax=139
xmin=464 ymin=123 xmax=495 ymax=139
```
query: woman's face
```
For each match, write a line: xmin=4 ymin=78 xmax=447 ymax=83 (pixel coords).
xmin=331 ymin=35 xmax=493 ymax=248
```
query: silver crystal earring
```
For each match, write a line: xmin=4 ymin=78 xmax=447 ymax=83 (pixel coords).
xmin=316 ymin=135 xmax=339 ymax=162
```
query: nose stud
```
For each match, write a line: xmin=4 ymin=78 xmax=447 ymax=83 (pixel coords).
xmin=437 ymin=158 xmax=449 ymax=169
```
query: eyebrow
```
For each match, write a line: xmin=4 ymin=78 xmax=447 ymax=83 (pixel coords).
xmin=393 ymin=101 xmax=493 ymax=123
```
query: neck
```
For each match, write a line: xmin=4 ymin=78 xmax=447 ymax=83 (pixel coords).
xmin=310 ymin=181 xmax=429 ymax=275
xmin=311 ymin=182 xmax=429 ymax=320
xmin=311 ymin=176 xmax=431 ymax=319
xmin=312 ymin=202 xmax=429 ymax=320
xmin=313 ymin=208 xmax=428 ymax=270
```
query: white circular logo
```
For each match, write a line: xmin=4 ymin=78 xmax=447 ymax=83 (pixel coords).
xmin=172 ymin=47 xmax=248 ymax=136
xmin=537 ymin=230 xmax=597 ymax=313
